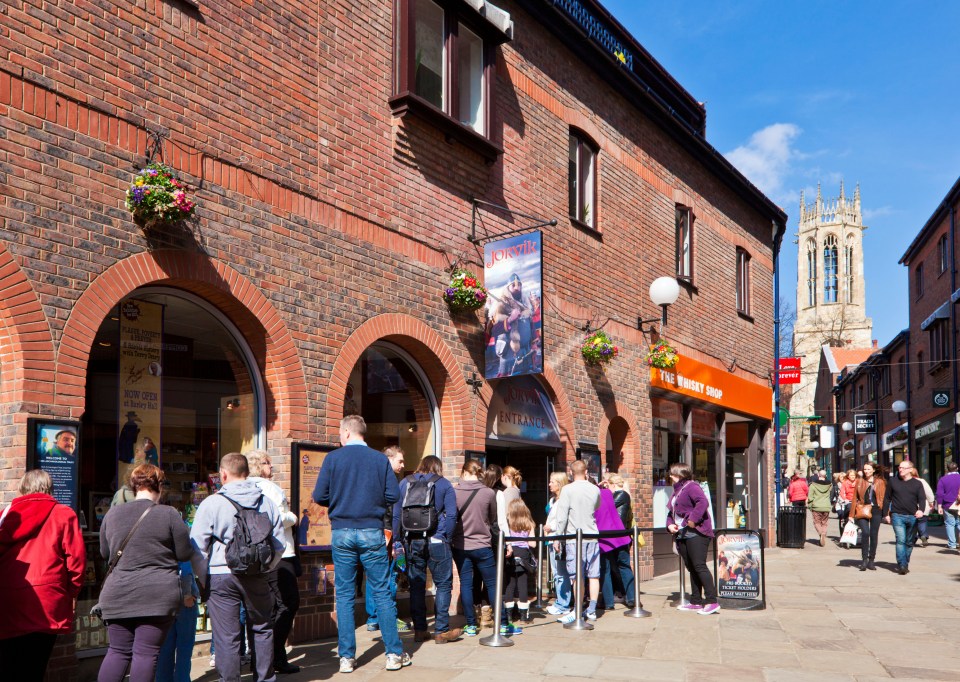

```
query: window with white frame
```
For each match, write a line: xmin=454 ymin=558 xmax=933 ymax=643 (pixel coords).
xmin=930 ymin=320 xmax=949 ymax=365
xmin=736 ymin=247 xmax=751 ymax=315
xmin=676 ymin=205 xmax=693 ymax=280
xmin=568 ymin=130 xmax=597 ymax=229
xmin=938 ymin=234 xmax=948 ymax=275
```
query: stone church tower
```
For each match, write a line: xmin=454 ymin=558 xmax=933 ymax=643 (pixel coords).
xmin=789 ymin=182 xmax=873 ymax=461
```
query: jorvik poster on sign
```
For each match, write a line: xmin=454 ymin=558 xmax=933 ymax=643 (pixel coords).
xmin=716 ymin=532 xmax=762 ymax=601
xmin=483 ymin=231 xmax=543 ymax=380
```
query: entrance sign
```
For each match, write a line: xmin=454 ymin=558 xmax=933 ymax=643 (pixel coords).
xmin=715 ymin=530 xmax=765 ymax=609
xmin=483 ymin=231 xmax=543 ymax=380
xmin=486 ymin=375 xmax=561 ymax=446
xmin=26 ymin=418 xmax=81 ymax=511
xmin=854 ymin=413 xmax=877 ymax=434
xmin=649 ymin=355 xmax=772 ymax=419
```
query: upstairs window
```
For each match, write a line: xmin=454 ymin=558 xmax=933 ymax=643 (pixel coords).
xmin=568 ymin=130 xmax=597 ymax=229
xmin=823 ymin=235 xmax=838 ymax=303
xmin=881 ymin=366 xmax=890 ymax=396
xmin=915 ymin=262 xmax=924 ymax=298
xmin=930 ymin=320 xmax=950 ymax=365
xmin=938 ymin=234 xmax=949 ymax=275
xmin=857 ymin=384 xmax=864 ymax=406
xmin=676 ymin=205 xmax=693 ymax=280
xmin=736 ymin=248 xmax=751 ymax=316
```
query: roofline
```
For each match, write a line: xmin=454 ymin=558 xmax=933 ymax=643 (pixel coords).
xmin=899 ymin=175 xmax=960 ymax=264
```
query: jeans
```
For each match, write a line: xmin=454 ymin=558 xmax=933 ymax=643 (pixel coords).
xmin=891 ymin=513 xmax=918 ymax=568
xmin=407 ymin=538 xmax=454 ymax=633
xmin=599 ymin=545 xmax=635 ymax=609
xmin=206 ymin=573 xmax=277 ymax=682
xmin=98 ymin=616 xmax=174 ymax=682
xmin=944 ymin=510 xmax=960 ymax=548
xmin=916 ymin=515 xmax=929 ymax=540
xmin=364 ymin=556 xmax=398 ymax=626
xmin=452 ymin=546 xmax=508 ymax=625
xmin=156 ymin=603 xmax=199 ymax=682
xmin=549 ymin=545 xmax=571 ymax=610
xmin=332 ymin=528 xmax=402 ymax=658
xmin=676 ymin=533 xmax=716 ymax=606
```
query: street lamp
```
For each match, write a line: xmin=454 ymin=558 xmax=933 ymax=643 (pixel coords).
xmin=891 ymin=400 xmax=910 ymax=461
xmin=638 ymin=276 xmax=681 ymax=335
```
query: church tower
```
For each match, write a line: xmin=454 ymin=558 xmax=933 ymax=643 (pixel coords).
xmin=790 ymin=182 xmax=873 ymax=461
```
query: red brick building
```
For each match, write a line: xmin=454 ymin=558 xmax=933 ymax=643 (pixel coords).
xmin=1 ymin=0 xmax=785 ymax=675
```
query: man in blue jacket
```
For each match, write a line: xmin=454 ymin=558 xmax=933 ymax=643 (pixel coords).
xmin=393 ymin=455 xmax=460 ymax=644
xmin=313 ymin=416 xmax=410 ymax=673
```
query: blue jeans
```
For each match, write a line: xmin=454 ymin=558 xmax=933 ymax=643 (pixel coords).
xmin=945 ymin=510 xmax=960 ymax=548
xmin=407 ymin=538 xmax=454 ymax=633
xmin=156 ymin=603 xmax=199 ymax=682
xmin=599 ymin=545 xmax=635 ymax=610
xmin=549 ymin=545 xmax=571 ymax=609
xmin=452 ymin=546 xmax=508 ymax=625
xmin=891 ymin=513 xmax=918 ymax=567
xmin=364 ymin=557 xmax=398 ymax=626
xmin=332 ymin=528 xmax=402 ymax=658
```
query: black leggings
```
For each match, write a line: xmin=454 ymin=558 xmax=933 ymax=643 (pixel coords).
xmin=677 ymin=532 xmax=716 ymax=605
xmin=0 ymin=631 xmax=57 ymax=682
xmin=503 ymin=549 xmax=530 ymax=603
xmin=857 ymin=515 xmax=882 ymax=562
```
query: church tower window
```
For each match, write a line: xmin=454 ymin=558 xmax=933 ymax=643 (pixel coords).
xmin=823 ymin=234 xmax=838 ymax=303
xmin=844 ymin=236 xmax=854 ymax=304
xmin=806 ymin=239 xmax=817 ymax=307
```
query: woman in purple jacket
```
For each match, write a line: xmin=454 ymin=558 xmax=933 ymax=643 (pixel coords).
xmin=666 ymin=462 xmax=718 ymax=615
xmin=595 ymin=483 xmax=635 ymax=613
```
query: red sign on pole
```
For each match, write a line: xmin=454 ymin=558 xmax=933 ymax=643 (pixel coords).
xmin=777 ymin=357 xmax=801 ymax=384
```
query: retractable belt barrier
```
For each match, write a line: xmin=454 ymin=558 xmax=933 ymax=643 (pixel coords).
xmin=480 ymin=525 xmax=653 ymax=646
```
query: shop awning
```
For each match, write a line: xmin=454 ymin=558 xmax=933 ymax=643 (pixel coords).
xmin=920 ymin=301 xmax=950 ymax=330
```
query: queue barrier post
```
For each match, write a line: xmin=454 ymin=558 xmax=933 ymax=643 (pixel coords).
xmin=623 ymin=525 xmax=651 ymax=618
xmin=562 ymin=528 xmax=593 ymax=631
xmin=677 ymin=551 xmax=689 ymax=607
xmin=533 ymin=523 xmax=547 ymax=609
xmin=480 ymin=528 xmax=515 ymax=647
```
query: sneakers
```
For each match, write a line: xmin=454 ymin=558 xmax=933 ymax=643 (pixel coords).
xmin=677 ymin=603 xmax=702 ymax=611
xmin=385 ymin=652 xmax=412 ymax=671
xmin=339 ymin=657 xmax=356 ymax=674
xmin=366 ymin=622 xmax=379 ymax=632
xmin=396 ymin=619 xmax=411 ymax=632
xmin=434 ymin=628 xmax=462 ymax=644
xmin=499 ymin=622 xmax=523 ymax=635
xmin=583 ymin=610 xmax=597 ymax=621
xmin=558 ymin=611 xmax=577 ymax=624
xmin=462 ymin=624 xmax=480 ymax=637
xmin=897 ymin=565 xmax=910 ymax=575
xmin=208 ymin=654 xmax=216 ymax=668
xmin=546 ymin=604 xmax=570 ymax=616
xmin=698 ymin=603 xmax=720 ymax=615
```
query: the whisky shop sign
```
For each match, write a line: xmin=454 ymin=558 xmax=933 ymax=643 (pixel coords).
xmin=649 ymin=355 xmax=772 ymax=419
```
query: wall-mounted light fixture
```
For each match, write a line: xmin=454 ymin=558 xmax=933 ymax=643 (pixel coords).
xmin=466 ymin=372 xmax=483 ymax=395
xmin=408 ymin=424 xmax=418 ymax=433
xmin=637 ymin=276 xmax=681 ymax=335
xmin=225 ymin=399 xmax=241 ymax=410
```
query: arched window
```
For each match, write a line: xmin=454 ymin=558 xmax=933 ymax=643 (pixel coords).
xmin=806 ymin=239 xmax=817 ymax=307
xmin=844 ymin=236 xmax=855 ymax=304
xmin=823 ymin=234 xmax=838 ymax=303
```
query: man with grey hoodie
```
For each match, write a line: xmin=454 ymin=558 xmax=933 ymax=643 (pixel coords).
xmin=190 ymin=453 xmax=286 ymax=682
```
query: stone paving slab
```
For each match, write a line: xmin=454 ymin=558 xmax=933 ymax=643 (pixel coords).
xmin=189 ymin=516 xmax=960 ymax=681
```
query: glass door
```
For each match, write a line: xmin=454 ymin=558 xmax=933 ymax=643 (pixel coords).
xmin=724 ymin=450 xmax=748 ymax=529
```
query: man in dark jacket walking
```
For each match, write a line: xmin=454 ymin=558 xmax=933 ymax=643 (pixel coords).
xmin=882 ymin=460 xmax=927 ymax=574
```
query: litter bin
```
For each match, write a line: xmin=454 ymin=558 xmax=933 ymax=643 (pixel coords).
xmin=776 ymin=505 xmax=806 ymax=548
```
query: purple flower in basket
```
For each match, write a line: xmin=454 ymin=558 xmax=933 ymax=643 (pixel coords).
xmin=445 ymin=287 xmax=456 ymax=299
xmin=130 ymin=186 xmax=147 ymax=204
xmin=475 ymin=290 xmax=486 ymax=299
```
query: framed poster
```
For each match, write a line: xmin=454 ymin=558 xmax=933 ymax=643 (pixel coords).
xmin=576 ymin=447 xmax=601 ymax=483
xmin=26 ymin=418 xmax=81 ymax=511
xmin=291 ymin=442 xmax=337 ymax=551
xmin=465 ymin=449 xmax=487 ymax=470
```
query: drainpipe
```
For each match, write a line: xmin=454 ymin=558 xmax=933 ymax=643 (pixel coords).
xmin=773 ymin=220 xmax=784 ymax=511
xmin=906 ymin=331 xmax=913 ymax=462
xmin=952 ymin=205 xmax=958 ymax=466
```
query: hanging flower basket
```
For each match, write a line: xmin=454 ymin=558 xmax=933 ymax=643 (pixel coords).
xmin=125 ymin=162 xmax=196 ymax=228
xmin=581 ymin=330 xmax=619 ymax=366
xmin=646 ymin=340 xmax=679 ymax=369
xmin=443 ymin=268 xmax=487 ymax=313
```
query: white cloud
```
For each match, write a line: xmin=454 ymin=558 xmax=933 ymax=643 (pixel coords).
xmin=725 ymin=123 xmax=802 ymax=202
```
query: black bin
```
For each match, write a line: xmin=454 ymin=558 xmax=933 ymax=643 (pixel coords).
xmin=776 ymin=505 xmax=806 ymax=548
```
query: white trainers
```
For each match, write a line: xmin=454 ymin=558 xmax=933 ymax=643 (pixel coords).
xmin=546 ymin=604 xmax=569 ymax=616
xmin=208 ymin=654 xmax=216 ymax=668
xmin=558 ymin=611 xmax=577 ymax=624
xmin=339 ymin=657 xmax=356 ymax=674
xmin=385 ymin=652 xmax=412 ymax=671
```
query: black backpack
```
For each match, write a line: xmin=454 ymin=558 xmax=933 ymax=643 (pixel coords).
xmin=220 ymin=493 xmax=276 ymax=575
xmin=400 ymin=474 xmax=441 ymax=538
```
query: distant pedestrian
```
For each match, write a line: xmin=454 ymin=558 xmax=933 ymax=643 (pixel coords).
xmin=0 ymin=470 xmax=85 ymax=682
xmin=882 ymin=460 xmax=926 ymax=575
xmin=543 ymin=472 xmax=572 ymax=617
xmin=312 ymin=416 xmax=410 ymax=673
xmin=787 ymin=471 xmax=809 ymax=507
xmin=552 ymin=460 xmax=602 ymax=623
xmin=807 ymin=470 xmax=832 ymax=546
xmin=935 ymin=461 xmax=960 ymax=550
xmin=366 ymin=447 xmax=410 ymax=636
xmin=839 ymin=469 xmax=857 ymax=530
xmin=910 ymin=467 xmax=934 ymax=547
xmin=853 ymin=462 xmax=886 ymax=571
xmin=667 ymin=462 xmax=718 ymax=615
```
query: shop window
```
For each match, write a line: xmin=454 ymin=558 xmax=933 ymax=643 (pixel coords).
xmin=915 ymin=262 xmax=924 ymax=298
xmin=930 ymin=320 xmax=949 ymax=367
xmin=691 ymin=408 xmax=719 ymax=523
xmin=652 ymin=398 xmax=684 ymax=528
xmin=568 ymin=129 xmax=597 ymax=229
xmin=79 ymin=290 xmax=263 ymax=650
xmin=823 ymin=234 xmax=838 ymax=303
xmin=343 ymin=343 xmax=438 ymax=473
xmin=391 ymin=0 xmax=510 ymax=161
xmin=736 ymin=247 xmax=751 ymax=316
xmin=676 ymin=205 xmax=693 ymax=281
xmin=938 ymin=234 xmax=948 ymax=275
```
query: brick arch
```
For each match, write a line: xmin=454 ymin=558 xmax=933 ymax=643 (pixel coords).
xmin=597 ymin=400 xmax=642 ymax=473
xmin=57 ymin=250 xmax=309 ymax=439
xmin=0 ymin=246 xmax=56 ymax=407
xmin=326 ymin=314 xmax=471 ymax=454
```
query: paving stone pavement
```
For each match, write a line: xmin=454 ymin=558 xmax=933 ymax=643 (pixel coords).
xmin=191 ymin=517 xmax=960 ymax=681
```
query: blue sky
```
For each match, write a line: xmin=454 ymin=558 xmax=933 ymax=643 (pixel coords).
xmin=603 ymin=1 xmax=960 ymax=347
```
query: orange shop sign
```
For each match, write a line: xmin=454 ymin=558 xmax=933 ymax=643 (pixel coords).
xmin=649 ymin=355 xmax=772 ymax=420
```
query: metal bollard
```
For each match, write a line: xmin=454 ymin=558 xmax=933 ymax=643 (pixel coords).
xmin=480 ymin=529 xmax=515 ymax=647
xmin=562 ymin=528 xmax=594 ymax=630
xmin=623 ymin=525 xmax=651 ymax=618
xmin=677 ymin=552 xmax=689 ymax=607
xmin=533 ymin=524 xmax=547 ymax=609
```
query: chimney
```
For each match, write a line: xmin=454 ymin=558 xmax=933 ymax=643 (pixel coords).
xmin=872 ymin=340 xmax=878 ymax=349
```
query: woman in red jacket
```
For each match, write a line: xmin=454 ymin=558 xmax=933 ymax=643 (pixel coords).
xmin=787 ymin=471 xmax=809 ymax=507
xmin=0 ymin=469 xmax=86 ymax=681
